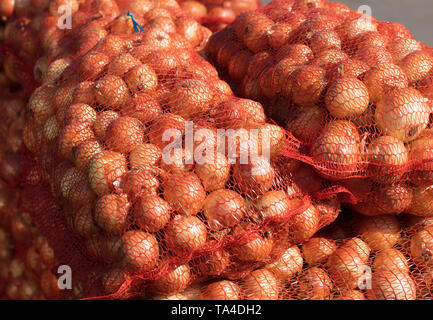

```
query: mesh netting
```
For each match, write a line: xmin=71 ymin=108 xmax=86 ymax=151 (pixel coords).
xmin=13 ymin=0 xmax=345 ymax=300
xmin=2 ymin=0 xmax=433 ymax=300
xmin=206 ymin=0 xmax=433 ymax=214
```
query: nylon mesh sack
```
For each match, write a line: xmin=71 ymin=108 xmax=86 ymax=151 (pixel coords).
xmin=17 ymin=0 xmax=343 ymax=299
xmin=205 ymin=0 xmax=433 ymax=218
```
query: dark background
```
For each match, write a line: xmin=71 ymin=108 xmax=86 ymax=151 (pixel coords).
xmin=261 ymin=0 xmax=433 ymax=46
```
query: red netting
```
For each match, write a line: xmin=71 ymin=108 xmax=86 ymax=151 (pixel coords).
xmin=1 ymin=0 xmax=433 ymax=300
xmin=206 ymin=0 xmax=433 ymax=211
xmin=11 ymin=0 xmax=344 ymax=300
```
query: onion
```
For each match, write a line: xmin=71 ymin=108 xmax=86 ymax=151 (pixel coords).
xmin=328 ymin=59 xmax=370 ymax=82
xmin=265 ymin=245 xmax=303 ymax=280
xmin=88 ymin=150 xmax=128 ymax=195
xmin=255 ymin=190 xmax=294 ymax=221
xmin=120 ymin=169 xmax=159 ymax=199
xmin=291 ymin=65 xmax=327 ymax=107
xmin=147 ymin=113 xmax=186 ymax=149
xmin=60 ymin=167 xmax=95 ymax=206
xmin=194 ymin=249 xmax=230 ymax=276
xmin=375 ymin=87 xmax=430 ymax=142
xmin=95 ymin=34 xmax=134 ymax=58
xmin=202 ymin=280 xmax=240 ymax=300
xmin=312 ymin=120 xmax=362 ymax=180
xmin=151 ymin=261 xmax=191 ymax=295
xmin=163 ymin=172 xmax=206 ymax=215
xmin=102 ymin=267 xmax=127 ymax=294
xmin=231 ymin=223 xmax=274 ymax=262
xmin=164 ymin=215 xmax=207 ymax=253
xmin=195 ymin=152 xmax=230 ymax=192
xmin=95 ymin=75 xmax=130 ymax=108
xmin=169 ymin=79 xmax=214 ymax=119
xmin=373 ymin=248 xmax=409 ymax=274
xmin=357 ymin=215 xmax=401 ymax=251
xmin=240 ymin=15 xmax=273 ymax=53
xmin=288 ymin=200 xmax=320 ymax=243
xmin=175 ymin=16 xmax=202 ymax=47
xmin=203 ymin=189 xmax=246 ymax=229
xmin=73 ymin=140 xmax=102 ymax=171
xmin=313 ymin=49 xmax=348 ymax=70
xmin=107 ymin=53 xmax=141 ymax=77
xmin=27 ymin=85 xmax=56 ymax=125
xmin=59 ymin=122 xmax=95 ymax=160
xmin=399 ymin=51 xmax=433 ymax=84
xmin=73 ymin=204 xmax=100 ymax=238
xmin=388 ymin=38 xmax=422 ymax=63
xmin=242 ymin=269 xmax=279 ymax=300
xmin=266 ymin=22 xmax=294 ymax=50
xmin=298 ymin=267 xmax=333 ymax=300
xmin=333 ymin=290 xmax=366 ymax=300
xmin=94 ymin=193 xmax=130 ymax=235
xmin=325 ymin=77 xmax=369 ymax=119
xmin=161 ymin=147 xmax=194 ymax=174
xmin=326 ymin=245 xmax=368 ymax=289
xmin=121 ymin=230 xmax=159 ymax=271
xmin=356 ymin=45 xmax=393 ymax=67
xmin=367 ymin=135 xmax=408 ymax=184
xmin=92 ymin=111 xmax=119 ymax=140
xmin=373 ymin=183 xmax=413 ymax=215
xmin=363 ymin=63 xmax=408 ymax=104
xmin=285 ymin=105 xmax=326 ymax=144
xmin=275 ymin=43 xmax=313 ymax=64
xmin=310 ymin=29 xmax=341 ymax=55
xmin=302 ymin=236 xmax=336 ymax=266
xmin=410 ymin=225 xmax=433 ymax=267
xmin=227 ymin=49 xmax=253 ymax=82
xmin=134 ymin=196 xmax=171 ymax=233
xmin=341 ymin=16 xmax=377 ymax=41
xmin=369 ymin=270 xmax=416 ymax=300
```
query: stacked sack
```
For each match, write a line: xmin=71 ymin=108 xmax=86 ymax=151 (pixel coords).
xmin=204 ymin=0 xmax=433 ymax=299
xmin=206 ymin=0 xmax=433 ymax=216
xmin=14 ymin=0 xmax=343 ymax=299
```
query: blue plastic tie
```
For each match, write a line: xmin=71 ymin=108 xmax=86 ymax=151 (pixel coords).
xmin=127 ymin=11 xmax=145 ymax=33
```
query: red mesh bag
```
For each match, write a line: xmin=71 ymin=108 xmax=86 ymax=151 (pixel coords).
xmin=16 ymin=0 xmax=345 ymax=300
xmin=206 ymin=0 xmax=433 ymax=215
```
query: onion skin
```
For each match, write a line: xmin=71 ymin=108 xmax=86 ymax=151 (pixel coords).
xmin=367 ymin=135 xmax=408 ymax=185
xmin=203 ymin=189 xmax=246 ymax=229
xmin=325 ymin=77 xmax=370 ymax=119
xmin=164 ymin=215 xmax=207 ymax=253
xmin=363 ymin=63 xmax=408 ymax=104
xmin=373 ymin=248 xmax=409 ymax=274
xmin=163 ymin=173 xmax=206 ymax=216
xmin=312 ymin=120 xmax=362 ymax=180
xmin=302 ymin=237 xmax=337 ymax=266
xmin=121 ymin=230 xmax=159 ymax=271
xmin=369 ymin=271 xmax=416 ymax=300
xmin=410 ymin=225 xmax=433 ymax=268
xmin=375 ymin=87 xmax=430 ymax=142
xmin=298 ymin=267 xmax=333 ymax=300
xmin=201 ymin=281 xmax=240 ymax=300
xmin=242 ymin=269 xmax=279 ymax=300
xmin=151 ymin=262 xmax=191 ymax=295
xmin=357 ymin=215 xmax=401 ymax=251
xmin=265 ymin=245 xmax=303 ymax=281
xmin=407 ymin=185 xmax=433 ymax=217
xmin=133 ymin=196 xmax=171 ymax=233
